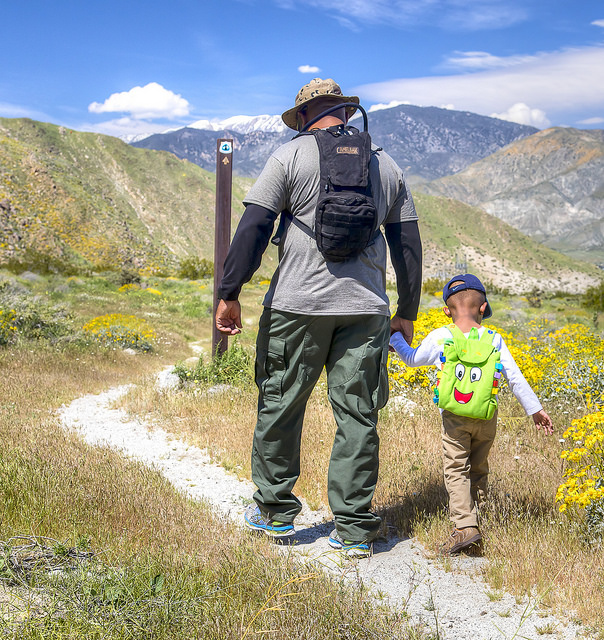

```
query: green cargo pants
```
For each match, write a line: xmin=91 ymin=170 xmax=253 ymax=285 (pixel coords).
xmin=252 ymin=308 xmax=390 ymax=542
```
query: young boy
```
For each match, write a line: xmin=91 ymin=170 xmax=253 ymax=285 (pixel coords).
xmin=390 ymin=274 xmax=554 ymax=554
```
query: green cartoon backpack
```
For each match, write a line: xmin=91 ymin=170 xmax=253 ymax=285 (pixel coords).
xmin=433 ymin=325 xmax=503 ymax=420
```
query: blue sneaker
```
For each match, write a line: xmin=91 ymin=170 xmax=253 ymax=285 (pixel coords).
xmin=244 ymin=505 xmax=295 ymax=538
xmin=328 ymin=529 xmax=372 ymax=558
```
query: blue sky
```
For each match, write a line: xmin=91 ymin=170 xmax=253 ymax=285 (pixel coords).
xmin=1 ymin=0 xmax=603 ymax=138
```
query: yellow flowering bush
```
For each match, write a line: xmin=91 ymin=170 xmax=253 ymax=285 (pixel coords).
xmin=118 ymin=283 xmax=141 ymax=293
xmin=506 ymin=322 xmax=604 ymax=409
xmin=83 ymin=314 xmax=156 ymax=352
xmin=0 ymin=308 xmax=18 ymax=345
xmin=117 ymin=284 xmax=162 ymax=296
xmin=556 ymin=411 xmax=604 ymax=531
xmin=388 ymin=307 xmax=450 ymax=392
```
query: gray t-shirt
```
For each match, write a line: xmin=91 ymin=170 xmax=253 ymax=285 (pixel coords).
xmin=244 ymin=133 xmax=418 ymax=316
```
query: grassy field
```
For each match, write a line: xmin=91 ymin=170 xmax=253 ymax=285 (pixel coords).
xmin=0 ymin=270 xmax=426 ymax=639
xmin=1 ymin=268 xmax=604 ymax=638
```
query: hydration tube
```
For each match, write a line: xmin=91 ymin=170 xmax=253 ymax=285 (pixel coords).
xmin=300 ymin=102 xmax=368 ymax=132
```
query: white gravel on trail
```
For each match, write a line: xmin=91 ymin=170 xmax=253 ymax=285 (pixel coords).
xmin=59 ymin=368 xmax=587 ymax=640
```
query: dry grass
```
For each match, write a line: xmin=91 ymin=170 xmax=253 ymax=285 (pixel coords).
xmin=0 ymin=328 xmax=422 ymax=638
xmin=124 ymin=359 xmax=604 ymax=634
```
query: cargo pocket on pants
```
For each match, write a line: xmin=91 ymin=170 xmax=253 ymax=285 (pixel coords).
xmin=257 ymin=336 xmax=287 ymax=402
xmin=372 ymin=340 xmax=390 ymax=411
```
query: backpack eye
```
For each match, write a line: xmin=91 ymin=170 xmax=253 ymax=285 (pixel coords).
xmin=455 ymin=363 xmax=465 ymax=380
xmin=470 ymin=367 xmax=482 ymax=382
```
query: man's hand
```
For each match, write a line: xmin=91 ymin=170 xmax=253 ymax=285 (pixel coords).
xmin=532 ymin=409 xmax=554 ymax=435
xmin=215 ymin=299 xmax=242 ymax=335
xmin=390 ymin=315 xmax=414 ymax=345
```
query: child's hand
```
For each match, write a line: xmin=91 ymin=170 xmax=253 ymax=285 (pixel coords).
xmin=532 ymin=409 xmax=553 ymax=435
xmin=391 ymin=316 xmax=414 ymax=345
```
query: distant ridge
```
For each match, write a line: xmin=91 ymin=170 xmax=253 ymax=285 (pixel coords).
xmin=132 ymin=103 xmax=538 ymax=181
xmin=0 ymin=117 xmax=250 ymax=274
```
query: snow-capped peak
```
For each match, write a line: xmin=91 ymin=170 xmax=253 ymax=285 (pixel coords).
xmin=188 ymin=114 xmax=286 ymax=134
xmin=120 ymin=132 xmax=157 ymax=143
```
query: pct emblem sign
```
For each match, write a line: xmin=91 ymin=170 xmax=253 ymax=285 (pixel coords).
xmin=220 ymin=141 xmax=233 ymax=154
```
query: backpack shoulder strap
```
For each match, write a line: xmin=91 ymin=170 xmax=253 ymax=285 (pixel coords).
xmin=281 ymin=209 xmax=315 ymax=239
xmin=446 ymin=324 xmax=466 ymax=344
xmin=479 ymin=327 xmax=497 ymax=348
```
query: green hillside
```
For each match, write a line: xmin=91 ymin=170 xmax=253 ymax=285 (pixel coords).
xmin=0 ymin=118 xmax=250 ymax=274
xmin=413 ymin=191 xmax=601 ymax=292
xmin=0 ymin=117 xmax=599 ymax=292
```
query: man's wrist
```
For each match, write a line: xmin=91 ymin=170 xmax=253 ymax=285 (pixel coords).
xmin=216 ymin=287 xmax=240 ymax=301
xmin=395 ymin=309 xmax=417 ymax=322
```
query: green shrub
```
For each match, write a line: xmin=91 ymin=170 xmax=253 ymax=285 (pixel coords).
xmin=422 ymin=277 xmax=447 ymax=295
xmin=0 ymin=280 xmax=74 ymax=344
xmin=177 ymin=256 xmax=213 ymax=280
xmin=174 ymin=339 xmax=253 ymax=387
xmin=583 ymin=280 xmax=604 ymax=311
xmin=118 ymin=267 xmax=142 ymax=287
xmin=526 ymin=287 xmax=542 ymax=308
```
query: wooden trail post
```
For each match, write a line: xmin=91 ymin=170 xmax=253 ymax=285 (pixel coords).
xmin=212 ymin=138 xmax=233 ymax=357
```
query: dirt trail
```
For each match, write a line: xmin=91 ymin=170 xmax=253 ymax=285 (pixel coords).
xmin=59 ymin=368 xmax=586 ymax=640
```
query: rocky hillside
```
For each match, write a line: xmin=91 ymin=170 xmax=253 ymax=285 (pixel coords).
xmin=413 ymin=192 xmax=600 ymax=293
xmin=0 ymin=118 xmax=250 ymax=274
xmin=132 ymin=104 xmax=537 ymax=182
xmin=422 ymin=127 xmax=604 ymax=265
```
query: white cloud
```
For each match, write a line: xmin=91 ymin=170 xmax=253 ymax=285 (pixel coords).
xmin=354 ymin=46 xmax=604 ymax=128
xmin=443 ymin=50 xmax=537 ymax=70
xmin=491 ymin=103 xmax=550 ymax=128
xmin=298 ymin=65 xmax=321 ymax=73
xmin=578 ymin=116 xmax=604 ymax=125
xmin=274 ymin=0 xmax=527 ymax=31
xmin=591 ymin=19 xmax=604 ymax=28
xmin=368 ymin=100 xmax=409 ymax=112
xmin=88 ymin=82 xmax=190 ymax=120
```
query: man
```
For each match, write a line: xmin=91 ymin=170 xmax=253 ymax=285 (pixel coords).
xmin=215 ymin=78 xmax=422 ymax=557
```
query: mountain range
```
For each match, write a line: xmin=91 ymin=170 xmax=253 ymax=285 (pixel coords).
xmin=131 ymin=102 xmax=604 ymax=265
xmin=132 ymin=104 xmax=538 ymax=182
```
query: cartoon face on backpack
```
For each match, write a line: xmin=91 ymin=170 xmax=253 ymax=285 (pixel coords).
xmin=434 ymin=326 xmax=502 ymax=420
xmin=451 ymin=361 xmax=488 ymax=406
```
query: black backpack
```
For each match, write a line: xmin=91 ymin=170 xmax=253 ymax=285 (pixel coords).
xmin=276 ymin=103 xmax=380 ymax=262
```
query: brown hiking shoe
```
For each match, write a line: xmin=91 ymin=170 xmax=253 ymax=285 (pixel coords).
xmin=440 ymin=527 xmax=482 ymax=555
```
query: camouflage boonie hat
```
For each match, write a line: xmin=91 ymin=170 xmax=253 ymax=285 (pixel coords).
xmin=281 ymin=78 xmax=359 ymax=130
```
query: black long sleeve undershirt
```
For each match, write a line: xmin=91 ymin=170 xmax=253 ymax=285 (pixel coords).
xmin=216 ymin=203 xmax=278 ymax=301
xmin=385 ymin=220 xmax=423 ymax=321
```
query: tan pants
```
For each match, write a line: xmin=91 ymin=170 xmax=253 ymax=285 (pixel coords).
xmin=441 ymin=410 xmax=498 ymax=528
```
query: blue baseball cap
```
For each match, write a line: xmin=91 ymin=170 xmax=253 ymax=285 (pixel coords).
xmin=443 ymin=274 xmax=493 ymax=319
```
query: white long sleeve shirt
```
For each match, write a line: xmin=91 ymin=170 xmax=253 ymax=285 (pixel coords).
xmin=390 ymin=325 xmax=542 ymax=416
